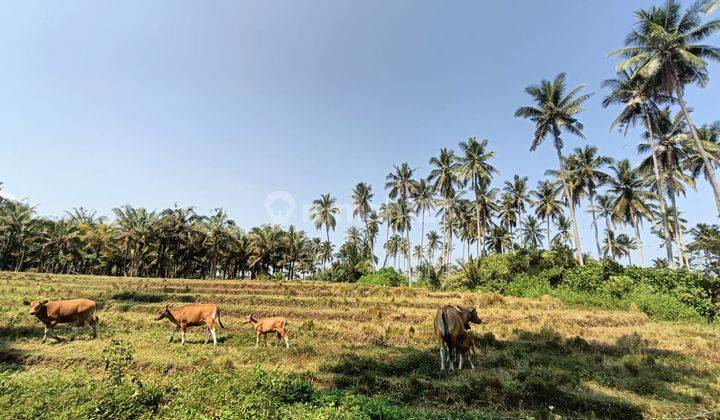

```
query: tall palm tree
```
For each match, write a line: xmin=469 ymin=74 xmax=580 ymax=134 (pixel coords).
xmin=616 ymin=233 xmax=637 ymax=265
xmin=426 ymin=230 xmax=442 ymax=265
xmin=503 ymin=175 xmax=529 ymax=244
xmin=473 ymin=185 xmax=499 ymax=255
xmin=485 ymin=225 xmax=513 ymax=254
xmin=521 ymin=216 xmax=545 ymax=250
xmin=602 ymin=229 xmax=620 ymax=261
xmin=607 ymin=159 xmax=655 ymax=267
xmin=552 ymin=214 xmax=573 ymax=247
xmin=458 ymin=137 xmax=498 ymax=256
xmin=637 ymin=108 xmax=694 ymax=267
xmin=385 ymin=163 xmax=417 ymax=202
xmin=602 ymin=69 xmax=677 ymax=267
xmin=567 ymin=146 xmax=613 ymax=257
xmin=435 ymin=190 xmax=464 ymax=269
xmin=351 ymin=182 xmax=374 ymax=226
xmin=412 ymin=178 xmax=434 ymax=262
xmin=610 ymin=0 xmax=720 ymax=212
xmin=310 ymin=194 xmax=339 ymax=244
xmin=429 ymin=148 xmax=460 ymax=267
xmin=531 ymin=180 xmax=563 ymax=249
xmin=515 ymin=72 xmax=592 ymax=265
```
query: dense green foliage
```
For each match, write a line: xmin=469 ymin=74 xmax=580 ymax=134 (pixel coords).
xmin=358 ymin=267 xmax=407 ymax=287
xmin=440 ymin=248 xmax=719 ymax=322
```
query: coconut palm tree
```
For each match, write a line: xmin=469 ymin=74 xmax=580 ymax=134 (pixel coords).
xmin=351 ymin=182 xmax=374 ymax=226
xmin=426 ymin=230 xmax=442 ymax=265
xmin=552 ymin=214 xmax=573 ymax=247
xmin=503 ymin=175 xmax=529 ymax=244
xmin=685 ymin=122 xmax=720 ymax=186
xmin=435 ymin=189 xmax=464 ymax=269
xmin=530 ymin=180 xmax=563 ymax=249
xmin=521 ymin=216 xmax=545 ymax=250
xmin=602 ymin=69 xmax=677 ymax=267
xmin=602 ymin=229 xmax=620 ymax=261
xmin=566 ymin=146 xmax=613 ymax=257
xmin=429 ymin=148 xmax=459 ymax=199
xmin=515 ymin=72 xmax=592 ymax=265
xmin=412 ymin=178 xmax=434 ymax=260
xmin=607 ymin=160 xmax=655 ymax=267
xmin=616 ymin=233 xmax=637 ymax=265
xmin=458 ymin=137 xmax=498 ymax=256
xmin=310 ymin=194 xmax=339 ymax=244
xmin=345 ymin=226 xmax=362 ymax=245
xmin=637 ymin=108 xmax=695 ymax=267
xmin=609 ymin=0 xmax=720 ymax=212
xmin=486 ymin=225 xmax=513 ymax=254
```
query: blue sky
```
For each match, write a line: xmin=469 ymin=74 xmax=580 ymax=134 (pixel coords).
xmin=2 ymin=0 xmax=719 ymax=262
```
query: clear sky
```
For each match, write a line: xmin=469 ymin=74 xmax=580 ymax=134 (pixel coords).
xmin=2 ymin=0 xmax=718 ymax=262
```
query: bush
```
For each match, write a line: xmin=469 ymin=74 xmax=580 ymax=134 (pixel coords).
xmin=358 ymin=268 xmax=407 ymax=287
xmin=628 ymin=285 xmax=703 ymax=322
xmin=504 ymin=274 xmax=552 ymax=298
xmin=601 ymin=275 xmax=635 ymax=299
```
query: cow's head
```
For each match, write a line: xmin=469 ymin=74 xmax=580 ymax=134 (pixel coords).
xmin=459 ymin=306 xmax=483 ymax=329
xmin=23 ymin=299 xmax=48 ymax=316
xmin=246 ymin=313 xmax=257 ymax=325
xmin=156 ymin=304 xmax=172 ymax=321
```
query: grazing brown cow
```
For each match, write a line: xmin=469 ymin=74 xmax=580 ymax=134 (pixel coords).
xmin=23 ymin=298 xmax=99 ymax=343
xmin=433 ymin=305 xmax=482 ymax=371
xmin=247 ymin=313 xmax=289 ymax=348
xmin=156 ymin=304 xmax=225 ymax=346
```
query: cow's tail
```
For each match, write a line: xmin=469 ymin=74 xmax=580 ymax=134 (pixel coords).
xmin=440 ymin=307 xmax=451 ymax=347
xmin=94 ymin=315 xmax=99 ymax=324
xmin=216 ymin=310 xmax=225 ymax=329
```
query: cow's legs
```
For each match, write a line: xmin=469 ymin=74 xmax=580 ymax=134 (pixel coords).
xmin=169 ymin=326 xmax=179 ymax=343
xmin=256 ymin=332 xmax=260 ymax=348
xmin=42 ymin=325 xmax=49 ymax=344
xmin=439 ymin=345 xmax=445 ymax=371
xmin=210 ymin=328 xmax=217 ymax=346
xmin=89 ymin=317 xmax=98 ymax=339
xmin=468 ymin=355 xmax=475 ymax=370
xmin=458 ymin=353 xmax=464 ymax=370
xmin=180 ymin=325 xmax=186 ymax=345
xmin=264 ymin=334 xmax=270 ymax=348
xmin=204 ymin=329 xmax=212 ymax=345
xmin=283 ymin=335 xmax=289 ymax=349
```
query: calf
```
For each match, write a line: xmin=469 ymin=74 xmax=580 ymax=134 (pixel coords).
xmin=156 ymin=304 xmax=225 ymax=346
xmin=23 ymin=298 xmax=99 ymax=343
xmin=455 ymin=333 xmax=477 ymax=370
xmin=433 ymin=305 xmax=482 ymax=371
xmin=247 ymin=314 xmax=289 ymax=348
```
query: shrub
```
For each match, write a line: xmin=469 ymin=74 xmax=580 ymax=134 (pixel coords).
xmin=504 ymin=274 xmax=552 ymax=298
xmin=358 ymin=268 xmax=407 ymax=287
xmin=628 ymin=285 xmax=702 ymax=322
xmin=601 ymin=275 xmax=635 ymax=299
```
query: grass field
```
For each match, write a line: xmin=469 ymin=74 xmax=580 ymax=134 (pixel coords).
xmin=1 ymin=272 xmax=719 ymax=418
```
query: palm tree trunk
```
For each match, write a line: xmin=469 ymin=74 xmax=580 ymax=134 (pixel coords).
xmin=668 ymin=183 xmax=689 ymax=269
xmin=420 ymin=207 xmax=426 ymax=261
xmin=676 ymin=89 xmax=720 ymax=214
xmin=589 ymin=191 xmax=602 ymax=258
xmin=406 ymin=230 xmax=411 ymax=284
xmin=475 ymin=183 xmax=482 ymax=258
xmin=546 ymin=217 xmax=551 ymax=249
xmin=555 ymin=145 xmax=584 ymax=266
xmin=632 ymin=214 xmax=645 ymax=267
xmin=643 ymin=105 xmax=675 ymax=268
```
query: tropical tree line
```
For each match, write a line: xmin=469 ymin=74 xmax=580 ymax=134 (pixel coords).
xmin=1 ymin=0 xmax=719 ymax=281
xmin=309 ymin=0 xmax=720 ymax=275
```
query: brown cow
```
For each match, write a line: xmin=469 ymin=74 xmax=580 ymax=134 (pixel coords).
xmin=156 ymin=304 xmax=225 ymax=346
xmin=23 ymin=298 xmax=99 ymax=343
xmin=433 ymin=305 xmax=482 ymax=371
xmin=246 ymin=313 xmax=289 ymax=348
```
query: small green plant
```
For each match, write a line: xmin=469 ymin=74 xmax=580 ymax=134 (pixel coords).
xmin=103 ymin=339 xmax=135 ymax=384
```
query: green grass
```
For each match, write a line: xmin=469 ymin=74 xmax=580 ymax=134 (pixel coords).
xmin=1 ymin=272 xmax=719 ymax=418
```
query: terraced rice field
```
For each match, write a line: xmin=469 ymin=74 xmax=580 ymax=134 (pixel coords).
xmin=1 ymin=271 xmax=720 ymax=418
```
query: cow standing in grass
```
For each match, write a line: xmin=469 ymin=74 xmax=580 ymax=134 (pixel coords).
xmin=156 ymin=304 xmax=225 ymax=346
xmin=247 ymin=313 xmax=289 ymax=348
xmin=23 ymin=298 xmax=99 ymax=343
xmin=433 ymin=306 xmax=482 ymax=371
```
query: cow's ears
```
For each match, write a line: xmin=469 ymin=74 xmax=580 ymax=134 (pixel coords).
xmin=40 ymin=300 xmax=48 ymax=305
xmin=165 ymin=304 xmax=172 ymax=310
xmin=22 ymin=299 xmax=30 ymax=306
